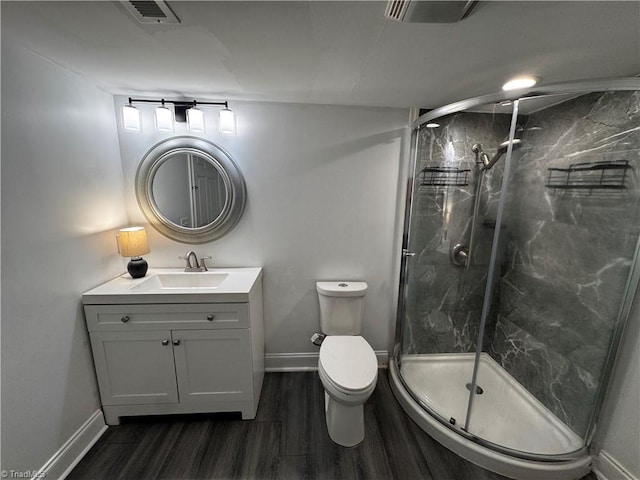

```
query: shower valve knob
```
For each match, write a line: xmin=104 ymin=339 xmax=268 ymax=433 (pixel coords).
xmin=450 ymin=244 xmax=469 ymax=267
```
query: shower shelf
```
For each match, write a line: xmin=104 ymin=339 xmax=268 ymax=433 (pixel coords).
xmin=545 ymin=160 xmax=631 ymax=191
xmin=419 ymin=166 xmax=471 ymax=187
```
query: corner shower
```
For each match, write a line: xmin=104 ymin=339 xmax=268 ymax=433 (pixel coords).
xmin=390 ymin=79 xmax=640 ymax=480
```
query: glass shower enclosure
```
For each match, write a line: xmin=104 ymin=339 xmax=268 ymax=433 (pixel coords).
xmin=392 ymin=79 xmax=640 ymax=478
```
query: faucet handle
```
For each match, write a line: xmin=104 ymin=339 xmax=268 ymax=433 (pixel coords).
xmin=200 ymin=256 xmax=212 ymax=271
xmin=178 ymin=255 xmax=191 ymax=269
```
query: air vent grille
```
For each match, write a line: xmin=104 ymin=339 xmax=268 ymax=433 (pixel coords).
xmin=131 ymin=1 xmax=166 ymax=18
xmin=121 ymin=0 xmax=180 ymax=24
xmin=385 ymin=0 xmax=409 ymax=21
xmin=385 ymin=0 xmax=478 ymax=23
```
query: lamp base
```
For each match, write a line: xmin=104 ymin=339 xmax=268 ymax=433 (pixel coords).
xmin=127 ymin=257 xmax=148 ymax=278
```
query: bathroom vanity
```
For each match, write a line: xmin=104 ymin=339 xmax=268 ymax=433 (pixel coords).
xmin=82 ymin=268 xmax=264 ymax=425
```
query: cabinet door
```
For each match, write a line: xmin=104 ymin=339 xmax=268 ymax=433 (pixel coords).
xmin=172 ymin=329 xmax=252 ymax=405
xmin=90 ymin=331 xmax=179 ymax=406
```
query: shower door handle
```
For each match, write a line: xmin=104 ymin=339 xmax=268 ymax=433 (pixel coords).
xmin=402 ymin=249 xmax=416 ymax=257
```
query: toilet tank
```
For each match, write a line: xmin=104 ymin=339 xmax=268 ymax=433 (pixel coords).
xmin=316 ymin=281 xmax=368 ymax=335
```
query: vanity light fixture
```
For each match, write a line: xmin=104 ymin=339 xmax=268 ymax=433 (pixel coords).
xmin=122 ymin=101 xmax=141 ymax=132
xmin=218 ymin=107 xmax=236 ymax=135
xmin=187 ymin=103 xmax=205 ymax=133
xmin=124 ymin=98 xmax=236 ymax=135
xmin=502 ymin=76 xmax=540 ymax=91
xmin=117 ymin=226 xmax=151 ymax=279
xmin=425 ymin=123 xmax=440 ymax=128
xmin=155 ymin=99 xmax=174 ymax=132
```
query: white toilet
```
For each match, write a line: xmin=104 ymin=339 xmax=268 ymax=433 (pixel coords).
xmin=316 ymin=281 xmax=378 ymax=447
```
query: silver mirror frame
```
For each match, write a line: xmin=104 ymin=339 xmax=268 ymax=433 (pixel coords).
xmin=135 ymin=136 xmax=246 ymax=244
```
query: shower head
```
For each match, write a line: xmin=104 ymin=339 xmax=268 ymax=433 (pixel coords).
xmin=482 ymin=139 xmax=522 ymax=171
xmin=471 ymin=143 xmax=490 ymax=167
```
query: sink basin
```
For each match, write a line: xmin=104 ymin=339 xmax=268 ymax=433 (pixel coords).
xmin=133 ymin=272 xmax=229 ymax=290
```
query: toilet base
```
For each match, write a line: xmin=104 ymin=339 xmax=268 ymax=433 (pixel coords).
xmin=324 ymin=392 xmax=365 ymax=447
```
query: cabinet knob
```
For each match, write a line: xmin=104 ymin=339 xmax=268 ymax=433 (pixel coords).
xmin=162 ymin=339 xmax=169 ymax=346
xmin=173 ymin=339 xmax=181 ymax=346
xmin=207 ymin=314 xmax=215 ymax=321
xmin=121 ymin=316 xmax=130 ymax=323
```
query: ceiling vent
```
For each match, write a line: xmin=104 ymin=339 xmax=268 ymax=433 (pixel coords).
xmin=385 ymin=1 xmax=478 ymax=23
xmin=121 ymin=1 xmax=180 ymax=24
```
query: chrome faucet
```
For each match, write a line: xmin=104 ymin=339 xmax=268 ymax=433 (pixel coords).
xmin=178 ymin=251 xmax=211 ymax=272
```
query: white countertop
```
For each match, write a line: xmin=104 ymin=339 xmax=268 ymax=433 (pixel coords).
xmin=82 ymin=267 xmax=263 ymax=304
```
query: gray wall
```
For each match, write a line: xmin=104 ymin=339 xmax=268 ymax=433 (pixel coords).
xmin=492 ymin=91 xmax=640 ymax=436
xmin=1 ymin=39 xmax=128 ymax=471
xmin=114 ymin=96 xmax=409 ymax=358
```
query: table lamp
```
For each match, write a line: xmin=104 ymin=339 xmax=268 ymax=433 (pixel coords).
xmin=117 ymin=227 xmax=150 ymax=278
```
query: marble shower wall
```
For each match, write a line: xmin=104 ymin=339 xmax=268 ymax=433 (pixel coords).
xmin=402 ymin=90 xmax=639 ymax=439
xmin=490 ymin=91 xmax=640 ymax=437
xmin=402 ymin=112 xmax=512 ymax=355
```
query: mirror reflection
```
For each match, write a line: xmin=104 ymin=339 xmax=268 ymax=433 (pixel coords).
xmin=152 ymin=153 xmax=227 ymax=228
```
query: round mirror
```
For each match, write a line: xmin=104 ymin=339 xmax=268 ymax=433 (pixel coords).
xmin=135 ymin=137 xmax=246 ymax=244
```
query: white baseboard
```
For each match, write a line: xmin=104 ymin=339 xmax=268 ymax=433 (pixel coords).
xmin=34 ymin=409 xmax=107 ymax=480
xmin=265 ymin=350 xmax=388 ymax=372
xmin=594 ymin=450 xmax=638 ymax=480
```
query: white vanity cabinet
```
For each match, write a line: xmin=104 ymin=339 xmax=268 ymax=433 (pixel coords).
xmin=82 ymin=268 xmax=264 ymax=425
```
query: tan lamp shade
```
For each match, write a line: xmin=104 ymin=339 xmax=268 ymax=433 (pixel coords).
xmin=117 ymin=227 xmax=150 ymax=258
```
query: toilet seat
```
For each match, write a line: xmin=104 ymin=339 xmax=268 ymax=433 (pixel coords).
xmin=319 ymin=336 xmax=377 ymax=394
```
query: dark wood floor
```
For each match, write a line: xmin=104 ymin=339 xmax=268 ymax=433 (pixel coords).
xmin=68 ymin=370 xmax=597 ymax=480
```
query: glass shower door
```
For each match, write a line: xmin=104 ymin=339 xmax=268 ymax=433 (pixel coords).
xmin=398 ymin=108 xmax=514 ymax=431
xmin=458 ymin=101 xmax=534 ymax=452
xmin=464 ymin=89 xmax=640 ymax=457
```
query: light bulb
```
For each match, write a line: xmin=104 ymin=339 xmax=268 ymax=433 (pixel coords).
xmin=502 ymin=76 xmax=539 ymax=91
xmin=218 ymin=108 xmax=236 ymax=135
xmin=155 ymin=105 xmax=174 ymax=132
xmin=187 ymin=107 xmax=205 ymax=133
xmin=122 ymin=104 xmax=141 ymax=132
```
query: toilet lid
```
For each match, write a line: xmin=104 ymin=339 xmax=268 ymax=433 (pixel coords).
xmin=319 ymin=336 xmax=377 ymax=392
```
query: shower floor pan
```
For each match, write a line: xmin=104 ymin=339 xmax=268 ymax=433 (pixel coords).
xmin=400 ymin=353 xmax=583 ymax=456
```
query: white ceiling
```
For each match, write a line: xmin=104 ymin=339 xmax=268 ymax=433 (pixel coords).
xmin=3 ymin=1 xmax=640 ymax=109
